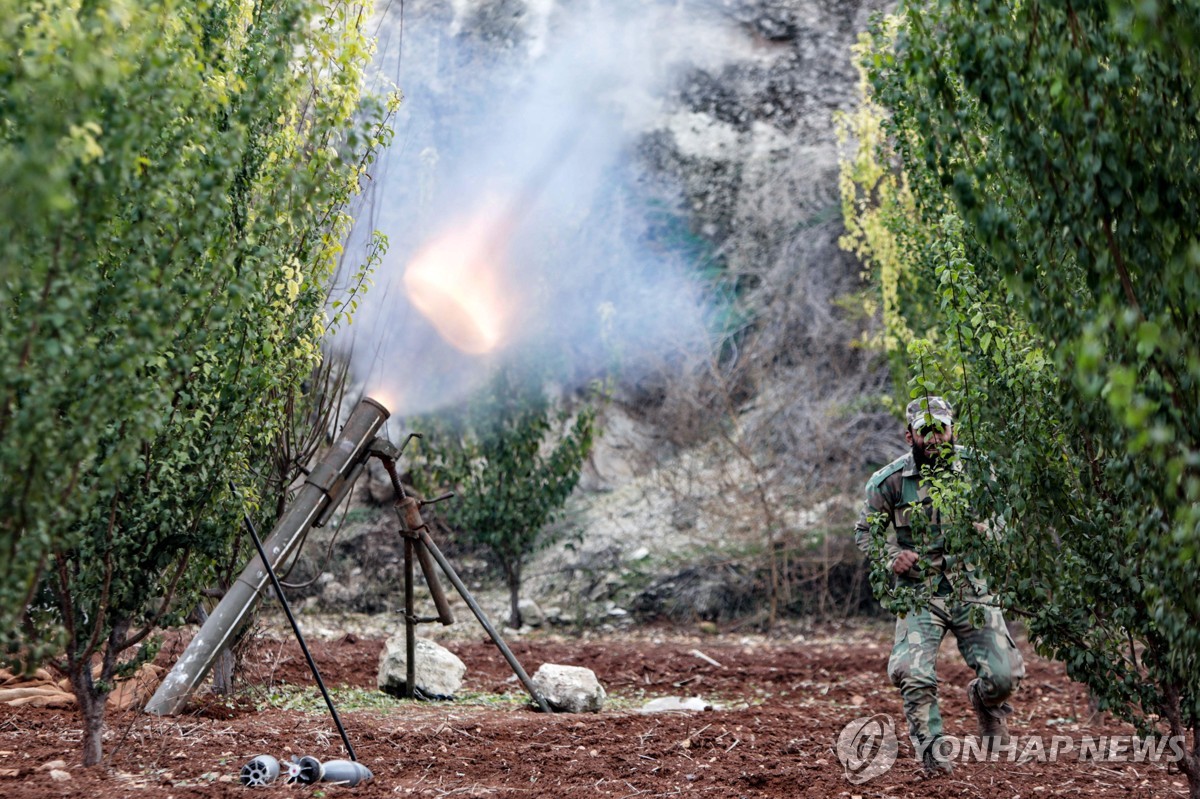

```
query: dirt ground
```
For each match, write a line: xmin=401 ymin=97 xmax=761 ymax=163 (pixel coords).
xmin=0 ymin=619 xmax=1189 ymax=798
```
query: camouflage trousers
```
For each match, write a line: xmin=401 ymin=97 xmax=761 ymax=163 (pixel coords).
xmin=887 ymin=595 xmax=1025 ymax=748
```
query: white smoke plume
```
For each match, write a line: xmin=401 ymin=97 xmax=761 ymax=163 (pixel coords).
xmin=337 ymin=0 xmax=741 ymax=417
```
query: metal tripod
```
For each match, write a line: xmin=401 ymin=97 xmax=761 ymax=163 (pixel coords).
xmin=371 ymin=437 xmax=551 ymax=713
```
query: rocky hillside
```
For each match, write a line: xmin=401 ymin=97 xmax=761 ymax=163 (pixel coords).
xmin=305 ymin=0 xmax=901 ymax=629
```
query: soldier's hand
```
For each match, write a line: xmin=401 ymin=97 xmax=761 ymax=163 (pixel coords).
xmin=892 ymin=550 xmax=919 ymax=575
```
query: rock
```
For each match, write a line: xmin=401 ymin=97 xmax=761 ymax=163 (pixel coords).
xmin=671 ymin=502 xmax=698 ymax=531
xmin=37 ymin=760 xmax=67 ymax=771
xmin=320 ymin=580 xmax=354 ymax=606
xmin=361 ymin=459 xmax=396 ymax=505
xmin=377 ymin=637 xmax=466 ymax=699
xmin=48 ymin=770 xmax=71 ymax=782
xmin=633 ymin=563 xmax=757 ymax=622
xmin=531 ymin=664 xmax=606 ymax=713
xmin=518 ymin=598 xmax=545 ymax=627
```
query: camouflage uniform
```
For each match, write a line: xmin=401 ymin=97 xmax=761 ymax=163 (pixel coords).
xmin=854 ymin=427 xmax=1024 ymax=752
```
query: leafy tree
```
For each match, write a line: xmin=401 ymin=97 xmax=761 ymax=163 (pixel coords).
xmin=0 ymin=0 xmax=393 ymax=765
xmin=415 ymin=369 xmax=596 ymax=628
xmin=841 ymin=2 xmax=1200 ymax=793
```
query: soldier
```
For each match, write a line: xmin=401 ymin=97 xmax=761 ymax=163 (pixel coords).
xmin=854 ymin=395 xmax=1024 ymax=776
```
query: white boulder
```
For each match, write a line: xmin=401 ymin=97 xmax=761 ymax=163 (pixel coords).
xmin=531 ymin=663 xmax=606 ymax=713
xmin=377 ymin=637 xmax=466 ymax=699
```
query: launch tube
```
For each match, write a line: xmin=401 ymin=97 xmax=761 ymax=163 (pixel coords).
xmin=144 ymin=398 xmax=389 ymax=716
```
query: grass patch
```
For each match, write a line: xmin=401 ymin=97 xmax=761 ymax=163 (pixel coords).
xmin=253 ymin=683 xmax=752 ymax=715
xmin=255 ymin=684 xmax=534 ymax=714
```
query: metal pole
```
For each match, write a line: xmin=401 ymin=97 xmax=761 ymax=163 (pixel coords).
xmin=376 ymin=452 xmax=548 ymax=711
xmin=240 ymin=508 xmax=358 ymax=761
xmin=417 ymin=530 xmax=551 ymax=713
xmin=145 ymin=398 xmax=390 ymax=716
xmin=404 ymin=535 xmax=416 ymax=699
xmin=393 ymin=496 xmax=454 ymax=625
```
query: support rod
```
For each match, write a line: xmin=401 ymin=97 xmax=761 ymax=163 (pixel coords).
xmin=418 ymin=530 xmax=552 ymax=714
xmin=240 ymin=505 xmax=357 ymax=761
xmin=404 ymin=535 xmax=416 ymax=699
xmin=395 ymin=496 xmax=454 ymax=625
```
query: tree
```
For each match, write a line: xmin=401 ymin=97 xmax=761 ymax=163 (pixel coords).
xmin=0 ymin=0 xmax=394 ymax=765
xmin=415 ymin=369 xmax=596 ymax=628
xmin=842 ymin=2 xmax=1200 ymax=793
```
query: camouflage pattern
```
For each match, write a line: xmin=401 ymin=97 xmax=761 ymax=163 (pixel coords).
xmin=906 ymin=396 xmax=954 ymax=430
xmin=887 ymin=593 xmax=1024 ymax=747
xmin=852 ymin=449 xmax=982 ymax=593
xmin=855 ymin=448 xmax=1024 ymax=749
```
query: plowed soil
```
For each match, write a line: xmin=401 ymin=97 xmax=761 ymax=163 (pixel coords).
xmin=0 ymin=621 xmax=1188 ymax=798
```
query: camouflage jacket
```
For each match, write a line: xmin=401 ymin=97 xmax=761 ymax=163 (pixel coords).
xmin=853 ymin=447 xmax=987 ymax=595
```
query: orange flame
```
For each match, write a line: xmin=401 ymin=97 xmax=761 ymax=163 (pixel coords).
xmin=364 ymin=387 xmax=399 ymax=416
xmin=403 ymin=203 xmax=516 ymax=355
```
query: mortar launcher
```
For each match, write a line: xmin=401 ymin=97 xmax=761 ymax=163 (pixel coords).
xmin=144 ymin=396 xmax=549 ymax=721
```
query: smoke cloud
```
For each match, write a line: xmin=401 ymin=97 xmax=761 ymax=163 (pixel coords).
xmin=337 ymin=0 xmax=740 ymax=417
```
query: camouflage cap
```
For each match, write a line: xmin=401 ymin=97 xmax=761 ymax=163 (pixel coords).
xmin=906 ymin=396 xmax=953 ymax=430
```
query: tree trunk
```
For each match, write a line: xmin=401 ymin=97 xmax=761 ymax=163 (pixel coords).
xmin=1162 ymin=684 xmax=1199 ymax=799
xmin=191 ymin=603 xmax=235 ymax=694
xmin=504 ymin=560 xmax=521 ymax=629
xmin=212 ymin=648 xmax=235 ymax=695
xmin=1183 ymin=742 xmax=1200 ymax=799
xmin=68 ymin=665 xmax=107 ymax=766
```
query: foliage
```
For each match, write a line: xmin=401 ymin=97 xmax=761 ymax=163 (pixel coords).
xmin=0 ymin=0 xmax=394 ymax=765
xmin=841 ymin=0 xmax=1200 ymax=790
xmin=414 ymin=368 xmax=596 ymax=628
xmin=834 ymin=31 xmax=928 ymax=411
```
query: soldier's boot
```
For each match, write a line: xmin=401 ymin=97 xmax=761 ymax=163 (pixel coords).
xmin=968 ymin=678 xmax=1012 ymax=751
xmin=920 ymin=738 xmax=954 ymax=777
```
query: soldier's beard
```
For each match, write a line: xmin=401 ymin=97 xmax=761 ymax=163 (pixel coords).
xmin=913 ymin=438 xmax=954 ymax=470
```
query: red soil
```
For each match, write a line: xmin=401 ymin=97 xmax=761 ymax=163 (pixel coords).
xmin=0 ymin=623 xmax=1186 ymax=798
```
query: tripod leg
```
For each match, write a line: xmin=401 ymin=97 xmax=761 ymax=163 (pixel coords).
xmin=395 ymin=496 xmax=454 ymax=624
xmin=404 ymin=535 xmax=416 ymax=700
xmin=417 ymin=531 xmax=552 ymax=713
xmin=414 ymin=539 xmax=455 ymax=625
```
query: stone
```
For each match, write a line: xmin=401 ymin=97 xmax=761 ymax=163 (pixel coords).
xmin=633 ymin=563 xmax=757 ymax=623
xmin=320 ymin=580 xmax=353 ymax=606
xmin=377 ymin=637 xmax=466 ymax=699
xmin=518 ymin=598 xmax=545 ymax=627
xmin=361 ymin=459 xmax=396 ymax=505
xmin=531 ymin=664 xmax=606 ymax=713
